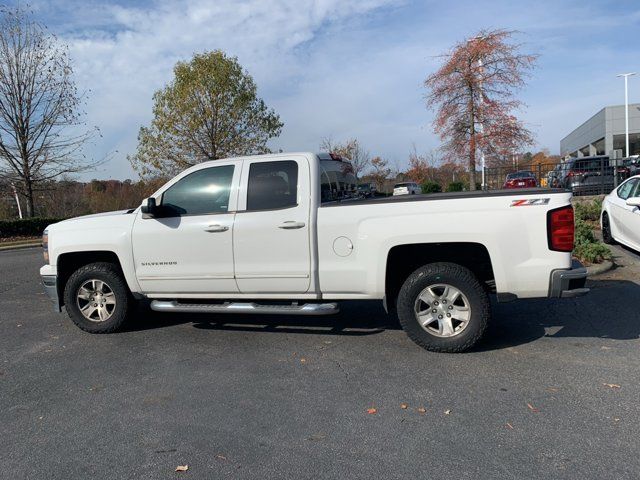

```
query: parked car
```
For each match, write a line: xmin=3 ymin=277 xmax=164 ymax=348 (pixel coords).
xmin=547 ymin=164 xmax=563 ymax=188
xmin=559 ymin=156 xmax=614 ymax=196
xmin=357 ymin=182 xmax=377 ymax=198
xmin=601 ymin=175 xmax=640 ymax=251
xmin=393 ymin=182 xmax=420 ymax=195
xmin=503 ymin=171 xmax=537 ymax=189
xmin=622 ymin=156 xmax=640 ymax=177
xmin=40 ymin=152 xmax=588 ymax=353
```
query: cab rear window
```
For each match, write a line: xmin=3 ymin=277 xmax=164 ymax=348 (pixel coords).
xmin=320 ymin=160 xmax=357 ymax=203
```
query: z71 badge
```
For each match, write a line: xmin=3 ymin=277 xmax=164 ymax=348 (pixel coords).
xmin=510 ymin=198 xmax=550 ymax=207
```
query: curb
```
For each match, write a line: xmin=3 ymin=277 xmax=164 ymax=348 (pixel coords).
xmin=0 ymin=242 xmax=41 ymax=252
xmin=586 ymin=260 xmax=614 ymax=276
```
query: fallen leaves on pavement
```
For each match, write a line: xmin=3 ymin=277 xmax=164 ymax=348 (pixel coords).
xmin=526 ymin=403 xmax=539 ymax=413
xmin=175 ymin=465 xmax=188 ymax=472
xmin=603 ymin=383 xmax=621 ymax=389
xmin=506 ymin=423 xmax=514 ymax=429
xmin=417 ymin=407 xmax=426 ymax=414
xmin=366 ymin=408 xmax=377 ymax=415
xmin=400 ymin=403 xmax=408 ymax=410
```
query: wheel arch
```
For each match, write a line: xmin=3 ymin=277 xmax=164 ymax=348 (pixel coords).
xmin=384 ymin=242 xmax=495 ymax=312
xmin=56 ymin=251 xmax=127 ymax=308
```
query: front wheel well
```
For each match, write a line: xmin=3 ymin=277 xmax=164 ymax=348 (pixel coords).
xmin=385 ymin=243 xmax=495 ymax=311
xmin=56 ymin=251 xmax=124 ymax=307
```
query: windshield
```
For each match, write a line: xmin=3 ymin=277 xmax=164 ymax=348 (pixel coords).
xmin=506 ymin=172 xmax=534 ymax=180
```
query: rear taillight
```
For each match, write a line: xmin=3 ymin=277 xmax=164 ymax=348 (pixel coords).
xmin=42 ymin=229 xmax=49 ymax=263
xmin=567 ymin=170 xmax=585 ymax=177
xmin=547 ymin=205 xmax=574 ymax=252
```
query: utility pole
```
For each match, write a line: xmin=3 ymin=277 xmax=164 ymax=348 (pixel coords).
xmin=468 ymin=35 xmax=487 ymax=190
xmin=617 ymin=72 xmax=636 ymax=158
xmin=478 ymin=55 xmax=486 ymax=190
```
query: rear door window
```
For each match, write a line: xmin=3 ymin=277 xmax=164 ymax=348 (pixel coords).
xmin=246 ymin=160 xmax=298 ymax=210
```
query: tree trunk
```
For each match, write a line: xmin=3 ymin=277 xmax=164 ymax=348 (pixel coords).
xmin=468 ymin=145 xmax=477 ymax=191
xmin=24 ymin=178 xmax=35 ymax=217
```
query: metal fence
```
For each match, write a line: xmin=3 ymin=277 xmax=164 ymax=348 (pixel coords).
xmin=484 ymin=156 xmax=633 ymax=196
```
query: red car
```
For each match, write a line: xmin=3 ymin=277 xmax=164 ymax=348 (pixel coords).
xmin=503 ymin=171 xmax=537 ymax=189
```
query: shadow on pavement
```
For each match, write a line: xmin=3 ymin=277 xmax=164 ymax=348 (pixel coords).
xmin=123 ymin=279 xmax=640 ymax=350
xmin=480 ymin=278 xmax=640 ymax=351
xmin=124 ymin=300 xmax=396 ymax=337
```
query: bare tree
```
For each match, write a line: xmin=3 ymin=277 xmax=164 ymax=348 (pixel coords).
xmin=320 ymin=136 xmax=371 ymax=180
xmin=405 ymin=145 xmax=442 ymax=185
xmin=369 ymin=156 xmax=391 ymax=192
xmin=0 ymin=6 xmax=98 ymax=217
xmin=425 ymin=29 xmax=536 ymax=190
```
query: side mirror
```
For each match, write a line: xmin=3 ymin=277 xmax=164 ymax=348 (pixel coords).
xmin=626 ymin=197 xmax=640 ymax=208
xmin=140 ymin=197 xmax=157 ymax=217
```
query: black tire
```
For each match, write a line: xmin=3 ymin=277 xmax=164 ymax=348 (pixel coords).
xmin=396 ymin=262 xmax=490 ymax=353
xmin=63 ymin=262 xmax=131 ymax=333
xmin=602 ymin=212 xmax=615 ymax=245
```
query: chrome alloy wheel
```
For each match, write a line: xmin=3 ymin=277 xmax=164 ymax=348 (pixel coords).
xmin=76 ymin=279 xmax=117 ymax=322
xmin=414 ymin=283 xmax=471 ymax=338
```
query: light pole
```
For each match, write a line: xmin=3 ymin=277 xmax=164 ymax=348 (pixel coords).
xmin=617 ymin=72 xmax=636 ymax=158
xmin=468 ymin=35 xmax=487 ymax=190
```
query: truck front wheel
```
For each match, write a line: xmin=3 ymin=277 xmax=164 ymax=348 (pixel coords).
xmin=396 ymin=262 xmax=490 ymax=353
xmin=63 ymin=262 xmax=131 ymax=333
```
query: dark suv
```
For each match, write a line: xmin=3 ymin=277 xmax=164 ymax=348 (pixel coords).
xmin=623 ymin=156 xmax=640 ymax=177
xmin=559 ymin=156 xmax=615 ymax=195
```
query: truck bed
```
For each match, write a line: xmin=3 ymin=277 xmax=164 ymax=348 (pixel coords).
xmin=322 ymin=188 xmax=569 ymax=207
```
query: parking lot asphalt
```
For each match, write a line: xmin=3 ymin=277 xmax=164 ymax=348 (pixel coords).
xmin=1 ymin=248 xmax=640 ymax=479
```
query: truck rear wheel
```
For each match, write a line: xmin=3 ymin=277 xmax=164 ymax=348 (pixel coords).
xmin=396 ymin=262 xmax=490 ymax=352
xmin=63 ymin=262 xmax=131 ymax=333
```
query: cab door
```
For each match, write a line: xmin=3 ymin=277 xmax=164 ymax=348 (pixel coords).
xmin=232 ymin=156 xmax=311 ymax=293
xmin=131 ymin=162 xmax=241 ymax=294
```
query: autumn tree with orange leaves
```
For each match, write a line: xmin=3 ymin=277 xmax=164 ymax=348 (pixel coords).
xmin=425 ymin=29 xmax=537 ymax=190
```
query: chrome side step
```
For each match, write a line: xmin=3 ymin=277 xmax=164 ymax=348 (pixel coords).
xmin=150 ymin=300 xmax=339 ymax=316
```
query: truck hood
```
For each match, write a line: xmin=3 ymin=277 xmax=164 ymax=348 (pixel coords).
xmin=47 ymin=209 xmax=137 ymax=233
xmin=61 ymin=209 xmax=134 ymax=222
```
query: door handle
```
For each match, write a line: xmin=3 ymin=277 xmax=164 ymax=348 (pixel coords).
xmin=278 ymin=221 xmax=306 ymax=229
xmin=204 ymin=224 xmax=229 ymax=233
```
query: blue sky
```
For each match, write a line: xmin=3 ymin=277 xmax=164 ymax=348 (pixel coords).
xmin=22 ymin=0 xmax=640 ymax=179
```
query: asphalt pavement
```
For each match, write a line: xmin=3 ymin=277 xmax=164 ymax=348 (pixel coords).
xmin=1 ymin=248 xmax=639 ymax=479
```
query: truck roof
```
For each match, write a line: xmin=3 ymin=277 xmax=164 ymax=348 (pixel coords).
xmin=195 ymin=152 xmax=342 ymax=167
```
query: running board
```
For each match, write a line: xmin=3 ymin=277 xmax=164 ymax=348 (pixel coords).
xmin=150 ymin=300 xmax=339 ymax=316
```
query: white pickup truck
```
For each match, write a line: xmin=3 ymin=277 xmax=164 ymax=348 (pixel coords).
xmin=40 ymin=152 xmax=588 ymax=352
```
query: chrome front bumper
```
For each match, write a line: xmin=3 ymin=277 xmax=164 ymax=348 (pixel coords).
xmin=41 ymin=274 xmax=61 ymax=312
xmin=549 ymin=260 xmax=589 ymax=298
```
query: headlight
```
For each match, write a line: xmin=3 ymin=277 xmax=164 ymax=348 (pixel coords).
xmin=42 ymin=229 xmax=49 ymax=264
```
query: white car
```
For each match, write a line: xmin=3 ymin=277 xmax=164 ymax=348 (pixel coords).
xmin=40 ymin=152 xmax=588 ymax=352
xmin=601 ymin=175 xmax=640 ymax=251
xmin=393 ymin=182 xmax=420 ymax=195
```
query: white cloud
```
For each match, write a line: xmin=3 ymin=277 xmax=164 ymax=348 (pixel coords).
xmin=52 ymin=0 xmax=405 ymax=178
xmin=28 ymin=0 xmax=640 ymax=179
